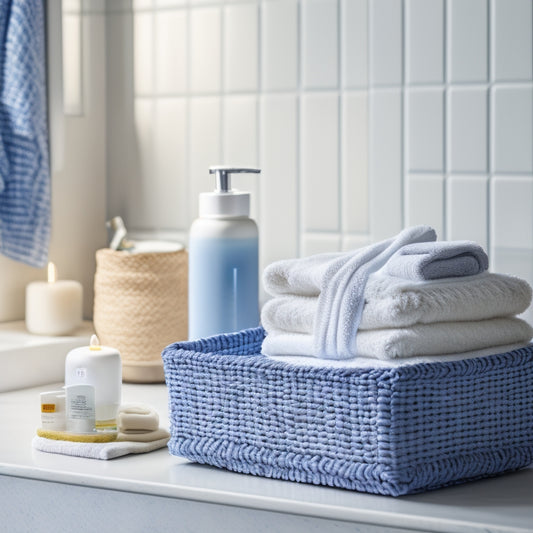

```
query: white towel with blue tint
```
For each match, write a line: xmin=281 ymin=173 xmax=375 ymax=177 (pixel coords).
xmin=384 ymin=240 xmax=488 ymax=280
xmin=261 ymin=227 xmax=532 ymax=360
xmin=264 ymin=225 xmax=437 ymax=359
xmin=0 ymin=0 xmax=50 ymax=267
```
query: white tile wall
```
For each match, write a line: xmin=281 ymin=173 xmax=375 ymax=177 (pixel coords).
xmin=406 ymin=174 xmax=444 ymax=237
xmin=223 ymin=4 xmax=258 ymax=92
xmin=105 ymin=0 xmax=533 ymax=324
xmin=492 ymin=87 xmax=533 ymax=173
xmin=448 ymin=88 xmax=487 ymax=173
xmin=407 ymin=88 xmax=444 ymax=172
xmin=490 ymin=178 xmax=533 ymax=249
xmin=342 ymin=93 xmax=368 ymax=233
xmin=259 ymin=95 xmax=299 ymax=266
xmin=369 ymin=89 xmax=403 ymax=239
xmin=301 ymin=93 xmax=339 ymax=231
xmin=369 ymin=0 xmax=403 ymax=86
xmin=405 ymin=0 xmax=444 ymax=84
xmin=446 ymin=176 xmax=488 ymax=249
xmin=153 ymin=98 xmax=188 ymax=228
xmin=447 ymin=0 xmax=487 ymax=83
xmin=131 ymin=98 xmax=154 ymax=228
xmin=492 ymin=0 xmax=533 ymax=81
xmin=133 ymin=11 xmax=153 ymax=94
xmin=190 ymin=8 xmax=221 ymax=93
xmin=261 ymin=0 xmax=298 ymax=91
xmin=222 ymin=95 xmax=259 ymax=217
xmin=301 ymin=233 xmax=341 ymax=256
xmin=189 ymin=97 xmax=221 ymax=219
xmin=301 ymin=0 xmax=338 ymax=89
xmin=154 ymin=10 xmax=187 ymax=95
xmin=341 ymin=0 xmax=368 ymax=88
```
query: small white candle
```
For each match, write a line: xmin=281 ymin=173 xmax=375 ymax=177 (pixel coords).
xmin=26 ymin=262 xmax=83 ymax=336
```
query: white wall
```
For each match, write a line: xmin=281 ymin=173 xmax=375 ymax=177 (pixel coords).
xmin=3 ymin=0 xmax=532 ymax=324
xmin=105 ymin=0 xmax=533 ymax=323
xmin=49 ymin=2 xmax=109 ymax=319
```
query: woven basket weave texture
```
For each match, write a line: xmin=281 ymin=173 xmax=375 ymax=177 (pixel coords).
xmin=94 ymin=248 xmax=187 ymax=380
xmin=162 ymin=328 xmax=533 ymax=496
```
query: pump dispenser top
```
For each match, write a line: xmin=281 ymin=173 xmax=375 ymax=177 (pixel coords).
xmin=199 ymin=166 xmax=260 ymax=218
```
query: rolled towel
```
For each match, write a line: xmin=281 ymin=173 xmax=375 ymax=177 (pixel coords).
xmin=262 ymin=316 xmax=533 ymax=360
xmin=384 ymin=240 xmax=488 ymax=280
xmin=117 ymin=403 xmax=159 ymax=432
xmin=261 ymin=272 xmax=533 ymax=333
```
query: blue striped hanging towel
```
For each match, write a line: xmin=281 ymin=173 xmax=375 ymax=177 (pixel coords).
xmin=0 ymin=0 xmax=50 ymax=267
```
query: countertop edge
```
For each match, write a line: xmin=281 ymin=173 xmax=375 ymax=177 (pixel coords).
xmin=0 ymin=462 xmax=527 ymax=533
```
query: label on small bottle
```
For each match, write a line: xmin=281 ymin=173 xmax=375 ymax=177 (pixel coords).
xmin=40 ymin=391 xmax=66 ymax=431
xmin=75 ymin=367 xmax=87 ymax=379
xmin=65 ymin=384 xmax=95 ymax=433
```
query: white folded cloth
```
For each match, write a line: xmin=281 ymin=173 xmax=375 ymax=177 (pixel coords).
xmin=117 ymin=403 xmax=159 ymax=432
xmin=31 ymin=435 xmax=169 ymax=460
xmin=261 ymin=271 xmax=532 ymax=333
xmin=261 ymin=316 xmax=533 ymax=359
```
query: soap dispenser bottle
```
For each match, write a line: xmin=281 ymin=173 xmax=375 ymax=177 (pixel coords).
xmin=189 ymin=166 xmax=260 ymax=340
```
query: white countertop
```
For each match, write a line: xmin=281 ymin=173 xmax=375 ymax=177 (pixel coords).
xmin=1 ymin=382 xmax=533 ymax=532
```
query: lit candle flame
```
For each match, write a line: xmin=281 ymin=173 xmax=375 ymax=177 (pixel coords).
xmin=89 ymin=334 xmax=102 ymax=351
xmin=47 ymin=262 xmax=57 ymax=284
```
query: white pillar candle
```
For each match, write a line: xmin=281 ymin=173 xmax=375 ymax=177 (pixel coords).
xmin=26 ymin=262 xmax=83 ymax=336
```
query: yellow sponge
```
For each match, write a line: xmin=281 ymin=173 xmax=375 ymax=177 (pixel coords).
xmin=37 ymin=428 xmax=117 ymax=443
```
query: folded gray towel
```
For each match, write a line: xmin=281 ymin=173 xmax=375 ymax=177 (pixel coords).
xmin=384 ymin=240 xmax=488 ymax=280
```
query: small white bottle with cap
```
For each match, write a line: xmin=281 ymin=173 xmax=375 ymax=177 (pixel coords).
xmin=65 ymin=334 xmax=122 ymax=431
xmin=188 ymin=166 xmax=260 ymax=340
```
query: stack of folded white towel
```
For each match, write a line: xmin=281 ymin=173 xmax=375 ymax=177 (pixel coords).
xmin=261 ymin=225 xmax=533 ymax=360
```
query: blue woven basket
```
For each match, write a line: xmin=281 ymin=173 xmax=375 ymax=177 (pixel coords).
xmin=162 ymin=328 xmax=533 ymax=496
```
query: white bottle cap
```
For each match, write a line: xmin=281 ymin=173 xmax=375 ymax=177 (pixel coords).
xmin=199 ymin=166 xmax=260 ymax=218
xmin=199 ymin=190 xmax=250 ymax=217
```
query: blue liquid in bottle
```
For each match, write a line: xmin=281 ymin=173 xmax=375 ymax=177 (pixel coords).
xmin=188 ymin=236 xmax=259 ymax=339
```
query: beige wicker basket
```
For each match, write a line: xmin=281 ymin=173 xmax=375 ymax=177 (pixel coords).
xmin=93 ymin=246 xmax=188 ymax=383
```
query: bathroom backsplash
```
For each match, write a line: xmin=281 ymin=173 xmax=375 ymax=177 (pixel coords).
xmin=63 ymin=0 xmax=533 ymax=322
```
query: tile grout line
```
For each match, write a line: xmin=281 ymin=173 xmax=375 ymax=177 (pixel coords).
xmin=296 ymin=0 xmax=302 ymax=257
xmin=337 ymin=0 xmax=343 ymax=246
xmin=401 ymin=0 xmax=406 ymax=231
xmin=184 ymin=6 xmax=192 ymax=230
xmin=487 ymin=0 xmax=493 ymax=258
xmin=442 ymin=0 xmax=448 ymax=240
